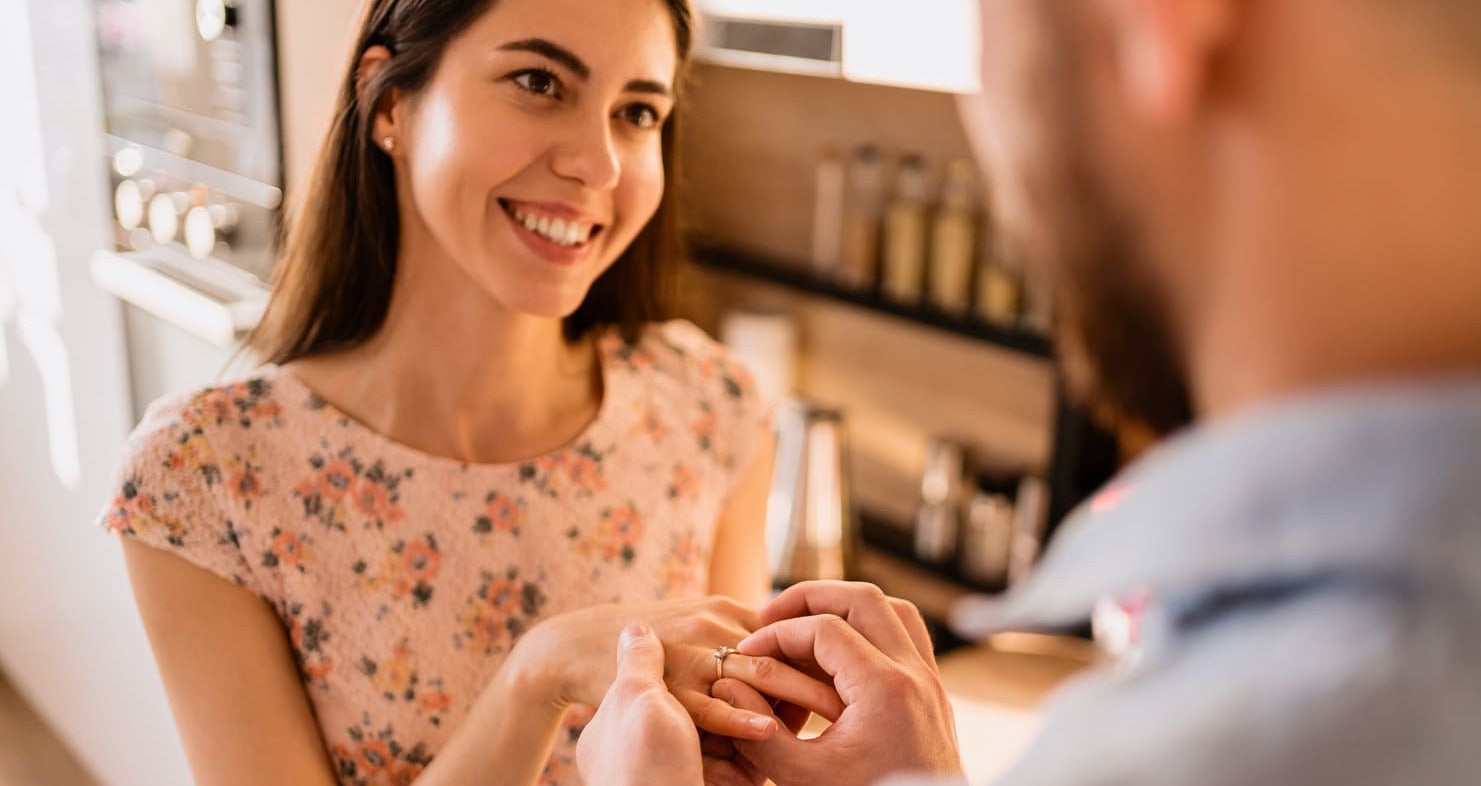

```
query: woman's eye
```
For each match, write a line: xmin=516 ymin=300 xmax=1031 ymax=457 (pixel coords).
xmin=512 ymin=69 xmax=561 ymax=98
xmin=620 ymin=104 xmax=662 ymax=130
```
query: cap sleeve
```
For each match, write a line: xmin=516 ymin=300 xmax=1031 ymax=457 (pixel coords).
xmin=657 ymin=320 xmax=775 ymax=499
xmin=98 ymin=394 xmax=263 ymax=597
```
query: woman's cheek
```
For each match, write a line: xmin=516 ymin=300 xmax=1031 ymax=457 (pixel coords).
xmin=620 ymin=148 xmax=667 ymax=227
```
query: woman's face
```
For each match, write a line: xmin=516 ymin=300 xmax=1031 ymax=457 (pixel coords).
xmin=383 ymin=0 xmax=679 ymax=319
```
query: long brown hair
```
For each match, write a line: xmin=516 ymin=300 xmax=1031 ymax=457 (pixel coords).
xmin=249 ymin=0 xmax=695 ymax=364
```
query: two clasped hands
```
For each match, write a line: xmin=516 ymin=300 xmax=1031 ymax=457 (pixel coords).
xmin=575 ymin=580 xmax=964 ymax=786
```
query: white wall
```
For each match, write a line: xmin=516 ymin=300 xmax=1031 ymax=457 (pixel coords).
xmin=276 ymin=0 xmax=367 ymax=193
xmin=0 ymin=2 xmax=194 ymax=785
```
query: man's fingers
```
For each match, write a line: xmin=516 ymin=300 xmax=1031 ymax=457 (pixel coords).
xmin=889 ymin=597 xmax=937 ymax=666
xmin=774 ymin=700 xmax=815 ymax=735
xmin=731 ymin=716 xmax=816 ymax=784
xmin=702 ymin=755 xmax=768 ymax=786
xmin=737 ymin=614 xmax=895 ymax=706
xmin=759 ymin=581 xmax=923 ymax=662
xmin=700 ymin=732 xmax=737 ymax=760
xmin=717 ymin=652 xmax=844 ymax=721
xmin=614 ymin=623 xmax=666 ymax=686
xmin=681 ymin=689 xmax=779 ymax=741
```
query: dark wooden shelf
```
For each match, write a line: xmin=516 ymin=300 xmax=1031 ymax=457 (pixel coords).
xmin=689 ymin=243 xmax=1055 ymax=360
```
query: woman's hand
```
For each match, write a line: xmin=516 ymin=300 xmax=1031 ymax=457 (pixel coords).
xmin=510 ymin=595 xmax=845 ymax=742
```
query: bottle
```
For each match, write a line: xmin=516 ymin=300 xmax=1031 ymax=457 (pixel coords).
xmin=914 ymin=439 xmax=966 ymax=565
xmin=977 ymin=245 xmax=1022 ymax=329
xmin=811 ymin=146 xmax=846 ymax=279
xmin=1018 ymin=264 xmax=1054 ymax=336
xmin=881 ymin=154 xmax=931 ymax=303
xmin=839 ymin=145 xmax=886 ymax=290
xmin=1007 ymin=475 xmax=1049 ymax=585
xmin=961 ymin=491 xmax=1015 ymax=588
xmin=928 ymin=159 xmax=980 ymax=316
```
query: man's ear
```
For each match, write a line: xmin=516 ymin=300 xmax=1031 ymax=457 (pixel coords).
xmin=356 ymin=45 xmax=402 ymax=151
xmin=1099 ymin=0 xmax=1238 ymax=124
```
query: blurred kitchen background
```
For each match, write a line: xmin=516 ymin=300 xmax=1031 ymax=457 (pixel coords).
xmin=0 ymin=1 xmax=1128 ymax=784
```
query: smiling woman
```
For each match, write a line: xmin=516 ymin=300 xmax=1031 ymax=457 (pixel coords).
xmin=94 ymin=2 xmax=824 ymax=786
xmin=253 ymin=0 xmax=690 ymax=360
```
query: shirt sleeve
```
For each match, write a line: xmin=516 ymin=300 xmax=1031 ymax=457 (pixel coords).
xmin=97 ymin=394 xmax=264 ymax=597
xmin=667 ymin=320 xmax=775 ymax=498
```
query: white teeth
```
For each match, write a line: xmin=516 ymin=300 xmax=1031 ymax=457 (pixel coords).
xmin=509 ymin=204 xmax=594 ymax=247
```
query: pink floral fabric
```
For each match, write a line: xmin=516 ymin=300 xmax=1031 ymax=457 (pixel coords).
xmin=98 ymin=320 xmax=769 ymax=785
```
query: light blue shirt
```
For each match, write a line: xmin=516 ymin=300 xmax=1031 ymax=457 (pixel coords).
xmin=940 ymin=376 xmax=1481 ymax=786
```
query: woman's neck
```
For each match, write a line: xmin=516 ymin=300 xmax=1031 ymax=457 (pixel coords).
xmin=284 ymin=247 xmax=604 ymax=465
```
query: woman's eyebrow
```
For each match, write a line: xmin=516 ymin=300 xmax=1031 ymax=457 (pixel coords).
xmin=626 ymin=79 xmax=671 ymax=97
xmin=497 ymin=38 xmax=672 ymax=97
xmin=498 ymin=38 xmax=590 ymax=80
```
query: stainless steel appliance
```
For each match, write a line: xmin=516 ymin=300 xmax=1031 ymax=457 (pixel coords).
xmin=766 ymin=398 xmax=857 ymax=586
xmin=91 ymin=0 xmax=282 ymax=348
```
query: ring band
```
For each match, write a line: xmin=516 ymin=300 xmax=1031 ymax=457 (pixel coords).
xmin=713 ymin=646 xmax=738 ymax=682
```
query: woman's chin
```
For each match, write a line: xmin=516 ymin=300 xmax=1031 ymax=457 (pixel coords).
xmin=490 ymin=287 xmax=593 ymax=323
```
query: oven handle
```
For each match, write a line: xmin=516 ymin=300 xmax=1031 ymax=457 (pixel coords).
xmin=90 ymin=248 xmax=269 ymax=347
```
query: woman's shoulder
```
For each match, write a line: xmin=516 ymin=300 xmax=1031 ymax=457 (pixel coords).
xmin=604 ymin=320 xmax=773 ymax=478
xmin=607 ymin=319 xmax=760 ymax=399
xmin=129 ymin=368 xmax=297 ymax=452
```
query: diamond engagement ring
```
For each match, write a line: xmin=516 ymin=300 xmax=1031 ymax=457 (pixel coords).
xmin=713 ymin=646 xmax=738 ymax=682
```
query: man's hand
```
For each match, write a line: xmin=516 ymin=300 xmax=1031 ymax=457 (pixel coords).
xmin=578 ymin=624 xmax=731 ymax=786
xmin=732 ymin=581 xmax=964 ymax=786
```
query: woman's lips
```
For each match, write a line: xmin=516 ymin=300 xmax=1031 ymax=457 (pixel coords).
xmin=498 ymin=198 xmax=605 ymax=267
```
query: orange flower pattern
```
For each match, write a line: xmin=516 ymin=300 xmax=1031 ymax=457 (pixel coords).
xmin=265 ymin=527 xmax=315 ymax=573
xmin=330 ymin=719 xmax=433 ymax=786
xmin=357 ymin=638 xmax=453 ymax=730
xmin=97 ymin=321 xmax=769 ymax=786
xmin=518 ymin=442 xmax=609 ymax=499
xmin=455 ymin=569 xmax=548 ymax=656
xmin=661 ymin=534 xmax=706 ymax=599
xmin=294 ymin=446 xmax=413 ymax=532
xmin=473 ymin=491 xmax=524 ymax=536
xmin=669 ymin=463 xmax=701 ymax=501
xmin=353 ymin=534 xmax=443 ymax=608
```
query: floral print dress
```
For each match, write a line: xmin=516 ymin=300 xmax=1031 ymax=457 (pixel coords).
xmin=98 ymin=320 xmax=770 ymax=786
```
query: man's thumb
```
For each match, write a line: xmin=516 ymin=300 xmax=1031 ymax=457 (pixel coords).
xmin=616 ymin=623 xmax=664 ymax=681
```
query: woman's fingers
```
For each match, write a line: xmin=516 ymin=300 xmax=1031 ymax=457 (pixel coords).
xmin=758 ymin=581 xmax=923 ymax=663
xmin=709 ymin=677 xmax=797 ymax=785
xmin=717 ymin=652 xmax=844 ymax=722
xmin=679 ymin=689 xmax=778 ymax=741
xmin=715 ymin=678 xmax=815 ymax=735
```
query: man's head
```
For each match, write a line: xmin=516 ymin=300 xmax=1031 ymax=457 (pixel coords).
xmin=963 ymin=0 xmax=1481 ymax=433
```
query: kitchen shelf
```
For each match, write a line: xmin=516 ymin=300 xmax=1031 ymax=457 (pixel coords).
xmin=689 ymin=243 xmax=1055 ymax=360
xmin=858 ymin=511 xmax=1008 ymax=596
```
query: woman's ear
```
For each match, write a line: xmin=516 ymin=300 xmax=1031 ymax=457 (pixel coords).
xmin=356 ymin=44 xmax=402 ymax=152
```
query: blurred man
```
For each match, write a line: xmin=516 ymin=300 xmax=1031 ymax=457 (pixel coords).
xmin=579 ymin=0 xmax=1481 ymax=784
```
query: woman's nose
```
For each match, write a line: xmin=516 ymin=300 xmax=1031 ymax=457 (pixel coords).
xmin=550 ymin=114 xmax=622 ymax=192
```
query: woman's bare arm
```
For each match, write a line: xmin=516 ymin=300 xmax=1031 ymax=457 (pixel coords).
xmin=122 ymin=539 xmax=341 ymax=786
xmin=707 ymin=433 xmax=776 ymax=608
